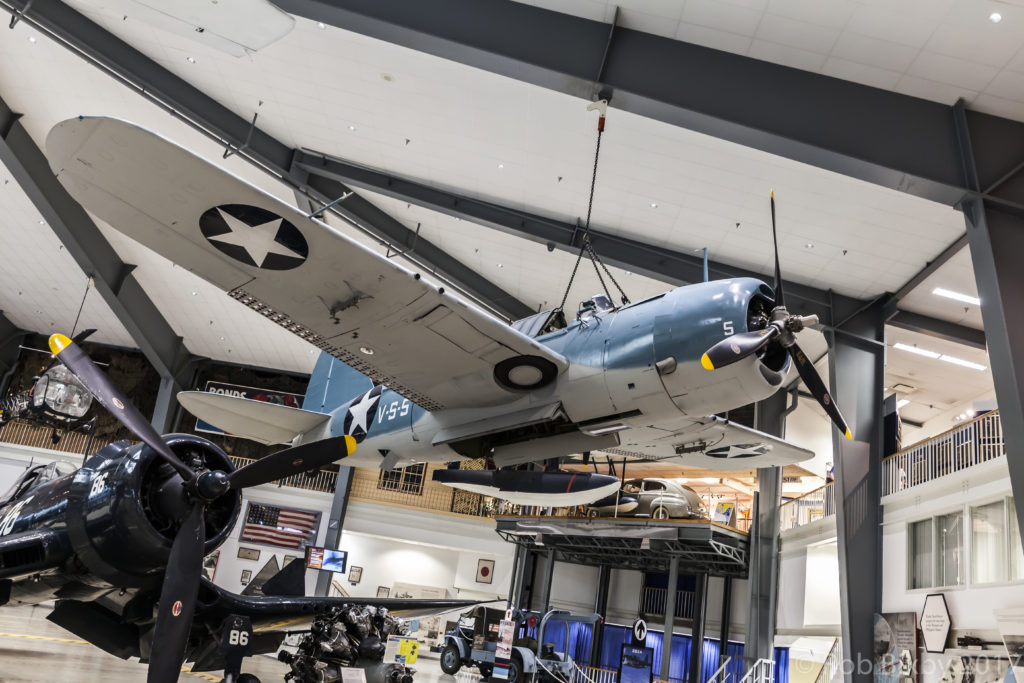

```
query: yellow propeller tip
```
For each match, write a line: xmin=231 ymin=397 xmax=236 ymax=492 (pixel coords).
xmin=344 ymin=434 xmax=358 ymax=456
xmin=845 ymin=428 xmax=853 ymax=440
xmin=770 ymin=189 xmax=774 ymax=199
xmin=48 ymin=334 xmax=72 ymax=355
xmin=700 ymin=353 xmax=715 ymax=371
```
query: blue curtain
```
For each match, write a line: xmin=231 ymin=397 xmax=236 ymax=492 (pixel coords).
xmin=595 ymin=624 xmax=789 ymax=683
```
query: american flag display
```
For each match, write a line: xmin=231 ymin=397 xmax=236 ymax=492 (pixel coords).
xmin=240 ymin=503 xmax=320 ymax=549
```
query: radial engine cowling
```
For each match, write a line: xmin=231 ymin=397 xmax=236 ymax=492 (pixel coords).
xmin=66 ymin=433 xmax=241 ymax=588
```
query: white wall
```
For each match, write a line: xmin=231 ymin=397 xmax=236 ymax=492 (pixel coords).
xmin=803 ymin=543 xmax=840 ymax=626
xmin=785 ymin=399 xmax=835 ymax=479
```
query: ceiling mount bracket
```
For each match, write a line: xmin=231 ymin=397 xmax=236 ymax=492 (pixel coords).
xmin=8 ymin=0 xmax=34 ymax=29
xmin=223 ymin=105 xmax=261 ymax=160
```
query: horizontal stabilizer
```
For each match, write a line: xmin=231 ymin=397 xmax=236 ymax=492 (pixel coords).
xmin=432 ymin=469 xmax=621 ymax=507
xmin=177 ymin=391 xmax=330 ymax=445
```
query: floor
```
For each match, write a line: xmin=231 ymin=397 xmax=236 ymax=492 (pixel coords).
xmin=0 ymin=604 xmax=455 ymax=683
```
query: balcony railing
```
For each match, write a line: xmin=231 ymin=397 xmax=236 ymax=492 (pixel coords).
xmin=779 ymin=484 xmax=835 ymax=531
xmin=639 ymin=586 xmax=696 ymax=619
xmin=882 ymin=409 xmax=1004 ymax=496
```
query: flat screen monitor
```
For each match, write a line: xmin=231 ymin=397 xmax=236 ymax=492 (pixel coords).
xmin=305 ymin=546 xmax=348 ymax=572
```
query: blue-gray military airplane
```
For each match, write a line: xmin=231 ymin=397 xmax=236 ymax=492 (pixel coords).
xmin=45 ymin=117 xmax=850 ymax=506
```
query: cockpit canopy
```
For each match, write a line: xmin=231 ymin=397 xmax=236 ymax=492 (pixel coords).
xmin=0 ymin=460 xmax=78 ymax=505
xmin=32 ymin=364 xmax=92 ymax=419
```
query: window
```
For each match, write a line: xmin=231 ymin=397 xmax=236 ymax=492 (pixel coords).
xmin=972 ymin=501 xmax=1007 ymax=584
xmin=377 ymin=463 xmax=426 ymax=495
xmin=644 ymin=481 xmax=666 ymax=492
xmin=937 ymin=511 xmax=964 ymax=586
xmin=908 ymin=519 xmax=933 ymax=589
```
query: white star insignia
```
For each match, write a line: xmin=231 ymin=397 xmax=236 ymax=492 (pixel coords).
xmin=207 ymin=208 xmax=304 ymax=267
xmin=347 ymin=389 xmax=379 ymax=436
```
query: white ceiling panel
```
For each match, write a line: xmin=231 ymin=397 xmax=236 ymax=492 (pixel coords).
xmin=521 ymin=0 xmax=1024 ymax=121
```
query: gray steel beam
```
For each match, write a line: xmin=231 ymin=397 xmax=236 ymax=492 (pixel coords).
xmin=688 ymin=573 xmax=708 ymax=683
xmin=277 ymin=0 xmax=1024 ymax=207
xmin=953 ymin=101 xmax=1024 ymax=543
xmin=590 ymin=564 xmax=611 ymax=667
xmin=745 ymin=392 xmax=786 ymax=666
xmin=888 ymin=234 xmax=969 ymax=304
xmin=718 ymin=577 xmax=732 ymax=669
xmin=294 ymin=166 xmax=533 ymax=319
xmin=0 ymin=95 xmax=193 ymax=416
xmin=314 ymin=466 xmax=354 ymax=596
xmin=660 ymin=554 xmax=679 ymax=683
xmin=0 ymin=311 xmax=26 ymax=396
xmin=886 ymin=310 xmax=986 ymax=351
xmin=293 ymin=151 xmax=842 ymax=317
xmin=0 ymin=0 xmax=530 ymax=323
xmin=829 ymin=300 xmax=886 ymax=683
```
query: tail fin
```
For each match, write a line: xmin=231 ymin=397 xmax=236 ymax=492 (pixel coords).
xmin=302 ymin=353 xmax=373 ymax=412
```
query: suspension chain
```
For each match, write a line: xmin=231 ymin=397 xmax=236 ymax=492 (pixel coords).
xmin=557 ymin=104 xmax=630 ymax=312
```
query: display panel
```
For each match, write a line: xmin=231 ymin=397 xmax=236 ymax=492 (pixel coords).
xmin=305 ymin=546 xmax=348 ymax=572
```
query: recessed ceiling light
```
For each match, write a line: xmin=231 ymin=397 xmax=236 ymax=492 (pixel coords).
xmin=805 ymin=242 xmax=814 ymax=249
xmin=359 ymin=346 xmax=374 ymax=355
xmin=191 ymin=291 xmax=198 ymax=296
xmin=497 ymin=163 xmax=504 ymax=169
xmin=932 ymin=287 xmax=980 ymax=306
xmin=939 ymin=355 xmax=987 ymax=371
xmin=309 ymin=348 xmax=316 ymax=354
xmin=317 ymin=21 xmax=326 ymax=29
xmin=348 ymin=125 xmax=356 ymax=131
xmin=893 ymin=342 xmax=940 ymax=359
xmin=989 ymin=11 xmax=1002 ymax=23
xmin=37 ymin=219 xmax=44 ymax=225
xmin=27 ymin=36 xmax=36 ymax=44
xmin=896 ymin=399 xmax=910 ymax=409
xmin=497 ymin=263 xmax=503 ymax=268
xmin=186 ymin=56 xmax=196 ymax=64
xmin=650 ymin=202 xmax=658 ymax=208
xmin=219 ymin=336 xmax=225 ymax=341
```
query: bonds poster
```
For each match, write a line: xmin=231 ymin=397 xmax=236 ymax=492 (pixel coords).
xmin=874 ymin=612 xmax=918 ymax=683
xmin=195 ymin=381 xmax=304 ymax=436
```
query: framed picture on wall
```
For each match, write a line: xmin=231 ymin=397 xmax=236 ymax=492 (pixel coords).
xmin=376 ymin=586 xmax=390 ymax=598
xmin=237 ymin=547 xmax=260 ymax=561
xmin=476 ymin=559 xmax=495 ymax=584
xmin=348 ymin=566 xmax=363 ymax=584
xmin=240 ymin=569 xmax=252 ymax=585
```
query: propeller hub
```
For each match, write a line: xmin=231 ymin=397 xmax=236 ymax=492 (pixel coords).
xmin=194 ymin=469 xmax=230 ymax=501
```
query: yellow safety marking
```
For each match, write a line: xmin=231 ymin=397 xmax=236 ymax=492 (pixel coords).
xmin=0 ymin=631 xmax=220 ymax=681
xmin=255 ymin=615 xmax=307 ymax=632
xmin=0 ymin=631 xmax=87 ymax=644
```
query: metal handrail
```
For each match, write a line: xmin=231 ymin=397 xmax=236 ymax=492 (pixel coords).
xmin=881 ymin=409 xmax=1003 ymax=496
xmin=739 ymin=659 xmax=775 ymax=683
xmin=707 ymin=657 xmax=732 ymax=683
xmin=814 ymin=639 xmax=840 ymax=683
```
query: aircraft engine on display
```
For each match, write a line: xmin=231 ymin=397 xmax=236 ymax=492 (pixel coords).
xmin=280 ymin=606 xmax=415 ymax=683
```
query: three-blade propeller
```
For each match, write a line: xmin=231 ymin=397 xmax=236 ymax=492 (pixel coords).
xmin=47 ymin=333 xmax=357 ymax=683
xmin=699 ymin=193 xmax=852 ymax=440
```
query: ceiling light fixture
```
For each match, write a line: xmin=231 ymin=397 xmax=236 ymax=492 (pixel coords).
xmin=897 ymin=399 xmax=910 ymax=409
xmin=27 ymin=36 xmax=36 ymax=44
xmin=359 ymin=346 xmax=374 ymax=355
xmin=186 ymin=56 xmax=196 ymax=64
xmin=990 ymin=11 xmax=1002 ymax=22
xmin=893 ymin=342 xmax=987 ymax=370
xmin=219 ymin=336 xmax=225 ymax=341
xmin=497 ymin=263 xmax=503 ymax=268
xmin=191 ymin=291 xmax=198 ymax=296
xmin=805 ymin=242 xmax=814 ymax=249
xmin=317 ymin=21 xmax=326 ymax=29
xmin=893 ymin=342 xmax=940 ymax=359
xmin=650 ymin=202 xmax=658 ymax=208
xmin=939 ymin=355 xmax=987 ymax=371
xmin=932 ymin=287 xmax=980 ymax=306
xmin=497 ymin=163 xmax=504 ymax=169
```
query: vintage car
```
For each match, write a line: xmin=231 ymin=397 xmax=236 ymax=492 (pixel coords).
xmin=587 ymin=478 xmax=705 ymax=519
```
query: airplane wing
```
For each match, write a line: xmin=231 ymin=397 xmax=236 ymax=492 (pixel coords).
xmin=602 ymin=415 xmax=813 ymax=469
xmin=47 ymin=117 xmax=568 ymax=411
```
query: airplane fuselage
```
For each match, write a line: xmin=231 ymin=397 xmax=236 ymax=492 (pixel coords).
xmin=310 ymin=278 xmax=790 ymax=469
